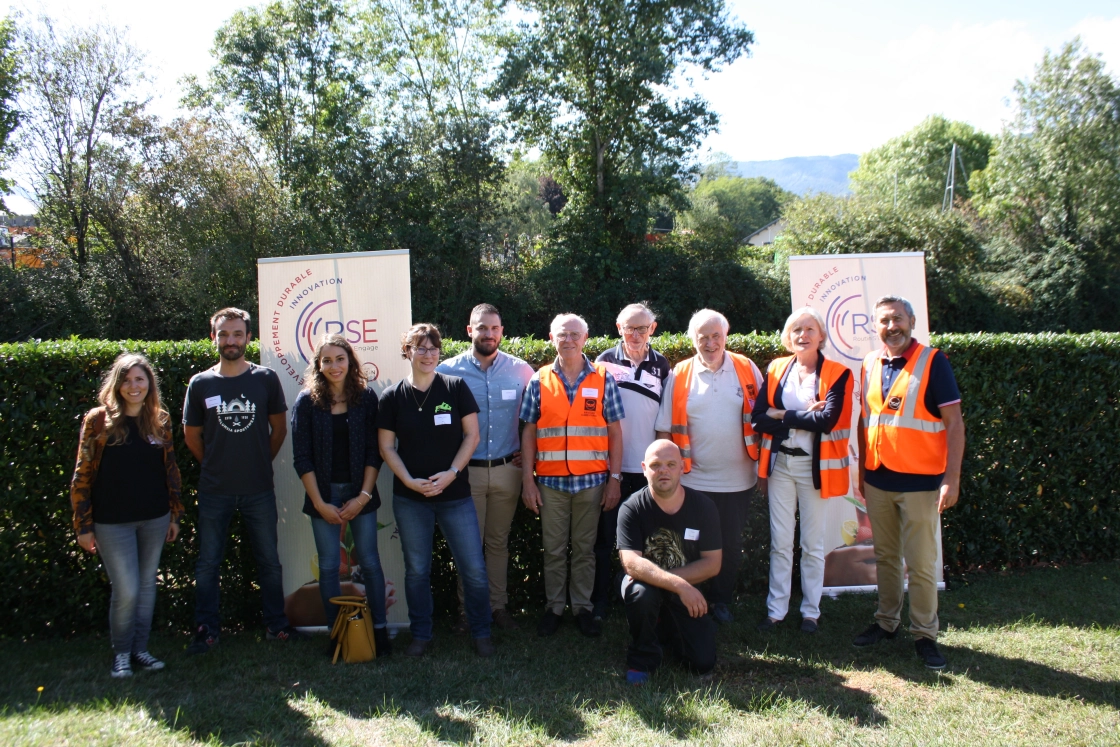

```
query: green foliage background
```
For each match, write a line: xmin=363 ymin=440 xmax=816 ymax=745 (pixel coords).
xmin=1 ymin=333 xmax=1117 ymax=638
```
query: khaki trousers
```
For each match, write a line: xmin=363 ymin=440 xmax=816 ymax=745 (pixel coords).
xmin=864 ymin=483 xmax=940 ymax=640
xmin=539 ymin=481 xmax=603 ymax=615
xmin=456 ymin=462 xmax=524 ymax=611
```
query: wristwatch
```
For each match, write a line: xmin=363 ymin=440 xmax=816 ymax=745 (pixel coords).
xmin=610 ymin=473 xmax=622 ymax=482
xmin=450 ymin=466 xmax=460 ymax=477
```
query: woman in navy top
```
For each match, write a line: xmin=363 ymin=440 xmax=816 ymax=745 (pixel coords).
xmin=291 ymin=334 xmax=389 ymax=656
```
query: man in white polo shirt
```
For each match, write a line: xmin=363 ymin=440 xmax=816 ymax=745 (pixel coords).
xmin=593 ymin=303 xmax=671 ymax=621
xmin=655 ymin=309 xmax=764 ymax=624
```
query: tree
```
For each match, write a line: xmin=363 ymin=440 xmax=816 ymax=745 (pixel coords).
xmin=683 ymin=174 xmax=792 ymax=241
xmin=493 ymin=0 xmax=753 ymax=247
xmin=971 ymin=39 xmax=1120 ymax=330
xmin=778 ymin=195 xmax=1010 ymax=332
xmin=19 ymin=17 xmax=149 ymax=267
xmin=849 ymin=115 xmax=992 ymax=210
xmin=0 ymin=17 xmax=20 ymax=200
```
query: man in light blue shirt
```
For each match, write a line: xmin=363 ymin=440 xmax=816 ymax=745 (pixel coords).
xmin=437 ymin=303 xmax=534 ymax=631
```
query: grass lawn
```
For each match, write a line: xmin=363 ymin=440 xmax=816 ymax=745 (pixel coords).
xmin=2 ymin=561 xmax=1117 ymax=746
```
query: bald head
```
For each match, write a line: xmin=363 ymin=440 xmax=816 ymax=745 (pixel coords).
xmin=642 ymin=439 xmax=685 ymax=500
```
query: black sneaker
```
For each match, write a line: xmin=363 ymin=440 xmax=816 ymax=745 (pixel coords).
xmin=915 ymin=638 xmax=947 ymax=670
xmin=537 ymin=610 xmax=563 ymax=637
xmin=852 ymin=623 xmax=897 ymax=647
xmin=591 ymin=601 xmax=609 ymax=623
xmin=712 ymin=603 xmax=733 ymax=625
xmin=131 ymin=651 xmax=165 ymax=671
xmin=374 ymin=627 xmax=392 ymax=657
xmin=267 ymin=626 xmax=310 ymax=642
xmin=186 ymin=625 xmax=218 ymax=655
xmin=576 ymin=609 xmax=602 ymax=638
xmin=110 ymin=652 xmax=132 ymax=678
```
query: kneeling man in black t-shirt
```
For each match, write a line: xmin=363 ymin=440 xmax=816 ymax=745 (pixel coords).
xmin=617 ymin=439 xmax=722 ymax=684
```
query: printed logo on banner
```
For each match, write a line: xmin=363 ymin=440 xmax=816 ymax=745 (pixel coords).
xmin=267 ymin=267 xmax=383 ymax=385
xmin=825 ymin=293 xmax=876 ymax=363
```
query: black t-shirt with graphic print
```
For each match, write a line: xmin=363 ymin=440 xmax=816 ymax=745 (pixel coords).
xmin=376 ymin=373 xmax=480 ymax=502
xmin=183 ymin=362 xmax=288 ymax=495
xmin=617 ymin=486 xmax=721 ymax=572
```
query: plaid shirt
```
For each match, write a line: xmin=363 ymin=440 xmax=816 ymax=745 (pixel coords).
xmin=519 ymin=355 xmax=625 ymax=493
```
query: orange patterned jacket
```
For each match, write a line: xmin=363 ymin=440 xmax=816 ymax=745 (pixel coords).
xmin=69 ymin=407 xmax=184 ymax=535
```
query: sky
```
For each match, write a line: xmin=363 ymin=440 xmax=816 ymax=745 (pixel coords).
xmin=12 ymin=0 xmax=1120 ymax=168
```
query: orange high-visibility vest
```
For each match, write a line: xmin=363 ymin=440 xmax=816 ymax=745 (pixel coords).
xmin=535 ymin=362 xmax=610 ymax=476
xmin=669 ymin=353 xmax=762 ymax=473
xmin=757 ymin=355 xmax=853 ymax=498
xmin=862 ymin=342 xmax=947 ymax=475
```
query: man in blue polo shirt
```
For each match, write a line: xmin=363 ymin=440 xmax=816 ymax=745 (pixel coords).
xmin=853 ymin=295 xmax=965 ymax=670
xmin=438 ymin=303 xmax=534 ymax=632
xmin=593 ymin=303 xmax=671 ymax=621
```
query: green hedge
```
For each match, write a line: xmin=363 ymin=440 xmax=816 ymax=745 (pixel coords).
xmin=1 ymin=333 xmax=1117 ymax=638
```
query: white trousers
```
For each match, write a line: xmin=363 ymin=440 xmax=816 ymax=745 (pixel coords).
xmin=766 ymin=453 xmax=828 ymax=621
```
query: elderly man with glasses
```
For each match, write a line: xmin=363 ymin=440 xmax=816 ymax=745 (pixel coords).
xmin=591 ymin=303 xmax=672 ymax=621
xmin=520 ymin=313 xmax=625 ymax=638
xmin=655 ymin=309 xmax=765 ymax=624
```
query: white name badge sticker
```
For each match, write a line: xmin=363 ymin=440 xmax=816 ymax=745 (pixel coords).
xmin=581 ymin=387 xmax=599 ymax=397
xmin=502 ymin=389 xmax=518 ymax=400
xmin=204 ymin=395 xmax=222 ymax=409
xmin=684 ymin=528 xmax=700 ymax=541
xmin=434 ymin=413 xmax=452 ymax=425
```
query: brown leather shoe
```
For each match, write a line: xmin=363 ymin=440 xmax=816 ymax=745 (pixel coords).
xmin=492 ymin=608 xmax=520 ymax=630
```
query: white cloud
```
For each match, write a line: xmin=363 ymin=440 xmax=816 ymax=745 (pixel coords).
xmin=699 ymin=14 xmax=1120 ymax=162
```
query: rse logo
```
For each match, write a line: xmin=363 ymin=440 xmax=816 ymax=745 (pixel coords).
xmin=584 ymin=398 xmax=597 ymax=411
xmin=745 ymin=384 xmax=756 ymax=397
xmin=887 ymin=396 xmax=902 ymax=410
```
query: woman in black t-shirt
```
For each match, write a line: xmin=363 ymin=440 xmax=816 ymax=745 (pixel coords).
xmin=70 ymin=353 xmax=182 ymax=679
xmin=377 ymin=323 xmax=493 ymax=657
xmin=290 ymin=334 xmax=389 ymax=656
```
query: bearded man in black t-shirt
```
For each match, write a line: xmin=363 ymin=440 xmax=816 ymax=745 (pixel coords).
xmin=617 ymin=440 xmax=722 ymax=684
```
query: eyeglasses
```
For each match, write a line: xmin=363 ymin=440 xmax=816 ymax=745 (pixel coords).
xmin=621 ymin=325 xmax=650 ymax=335
xmin=553 ymin=332 xmax=584 ymax=341
xmin=412 ymin=346 xmax=440 ymax=356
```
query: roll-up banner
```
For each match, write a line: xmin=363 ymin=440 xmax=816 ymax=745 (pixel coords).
xmin=257 ymin=250 xmax=412 ymax=628
xmin=788 ymin=252 xmax=944 ymax=594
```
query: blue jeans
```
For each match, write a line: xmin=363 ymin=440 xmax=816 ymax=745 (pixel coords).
xmin=310 ymin=483 xmax=387 ymax=630
xmin=194 ymin=490 xmax=288 ymax=633
xmin=95 ymin=513 xmax=170 ymax=655
xmin=393 ymin=494 xmax=491 ymax=640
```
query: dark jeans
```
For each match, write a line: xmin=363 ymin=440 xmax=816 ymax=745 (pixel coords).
xmin=705 ymin=488 xmax=755 ymax=605
xmin=592 ymin=472 xmax=646 ymax=609
xmin=309 ymin=483 xmax=387 ymax=630
xmin=394 ymin=494 xmax=491 ymax=640
xmin=623 ymin=577 xmax=717 ymax=674
xmin=95 ymin=513 xmax=170 ymax=654
xmin=194 ymin=489 xmax=288 ymax=634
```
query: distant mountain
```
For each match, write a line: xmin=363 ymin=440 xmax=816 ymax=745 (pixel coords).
xmin=731 ymin=154 xmax=859 ymax=196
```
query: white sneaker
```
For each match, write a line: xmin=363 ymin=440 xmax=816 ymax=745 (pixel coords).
xmin=111 ymin=652 xmax=133 ymax=678
xmin=131 ymin=651 xmax=165 ymax=671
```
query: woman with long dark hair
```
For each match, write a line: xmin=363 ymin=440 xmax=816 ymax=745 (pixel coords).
xmin=291 ymin=333 xmax=390 ymax=655
xmin=71 ymin=353 xmax=183 ymax=678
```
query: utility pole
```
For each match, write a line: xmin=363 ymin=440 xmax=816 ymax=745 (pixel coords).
xmin=942 ymin=143 xmax=969 ymax=212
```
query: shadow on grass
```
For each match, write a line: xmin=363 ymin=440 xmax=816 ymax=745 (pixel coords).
xmin=3 ymin=561 xmax=1117 ymax=746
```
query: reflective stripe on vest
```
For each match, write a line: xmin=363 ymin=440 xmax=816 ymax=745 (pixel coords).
xmin=669 ymin=353 xmax=762 ymax=473
xmin=534 ymin=363 xmax=610 ymax=476
xmin=756 ymin=355 xmax=854 ymax=499
xmin=862 ymin=342 xmax=948 ymax=475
